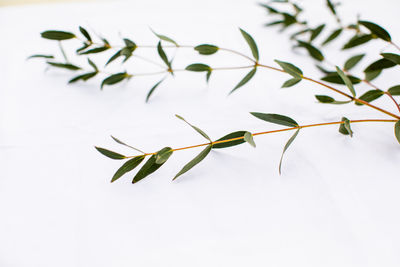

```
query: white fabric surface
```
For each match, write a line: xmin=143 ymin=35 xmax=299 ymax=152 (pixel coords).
xmin=1 ymin=0 xmax=400 ymax=266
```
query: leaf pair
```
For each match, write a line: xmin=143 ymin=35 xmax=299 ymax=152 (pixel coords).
xmin=275 ymin=60 xmax=303 ymax=87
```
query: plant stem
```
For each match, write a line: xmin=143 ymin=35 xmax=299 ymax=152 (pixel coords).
xmin=70 ymin=38 xmax=400 ymax=119
xmin=126 ymin=118 xmax=396 ymax=158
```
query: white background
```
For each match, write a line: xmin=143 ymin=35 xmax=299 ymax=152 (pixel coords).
xmin=1 ymin=0 xmax=400 ymax=266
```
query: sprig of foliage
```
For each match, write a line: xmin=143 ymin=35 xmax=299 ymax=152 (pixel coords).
xmin=30 ymin=1 xmax=400 ymax=183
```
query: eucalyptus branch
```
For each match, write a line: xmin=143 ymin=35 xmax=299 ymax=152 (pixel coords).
xmin=29 ymin=0 xmax=400 ymax=184
xmin=96 ymin=115 xmax=397 ymax=183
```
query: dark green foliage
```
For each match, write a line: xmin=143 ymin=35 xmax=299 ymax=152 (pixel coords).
xmin=381 ymin=53 xmax=400 ymax=65
xmin=212 ymin=131 xmax=247 ymax=149
xmin=339 ymin=117 xmax=353 ymax=137
xmin=364 ymin=58 xmax=396 ymax=72
xmin=95 ymin=147 xmax=126 ymax=160
xmin=275 ymin=60 xmax=303 ymax=78
xmin=79 ymin=26 xmax=91 ymax=42
xmin=47 ymin=62 xmax=81 ymax=71
xmin=239 ymin=28 xmax=259 ymax=61
xmin=173 ymin=145 xmax=212 ymax=181
xmin=315 ymin=95 xmax=334 ymax=103
xmin=336 ymin=66 xmax=356 ymax=97
xmin=28 ymin=54 xmax=54 ymax=59
xmin=281 ymin=78 xmax=301 ymax=88
xmin=68 ymin=72 xmax=97 ymax=83
xmin=229 ymin=67 xmax=257 ymax=94
xmin=388 ymin=85 xmax=400 ymax=95
xmin=250 ymin=112 xmax=298 ymax=127
xmin=195 ymin=44 xmax=219 ymax=55
xmin=101 ymin=72 xmax=129 ymax=89
xmin=41 ymin=30 xmax=75 ymax=40
xmin=279 ymin=129 xmax=300 ymax=174
xmin=297 ymin=41 xmax=324 ymax=61
xmin=358 ymin=20 xmax=391 ymax=42
xmin=355 ymin=90 xmax=384 ymax=105
xmin=146 ymin=78 xmax=165 ymax=103
xmin=310 ymin=24 xmax=325 ymax=42
xmin=322 ymin=28 xmax=342 ymax=46
xmin=321 ymin=73 xmax=361 ymax=85
xmin=342 ymin=34 xmax=373 ymax=50
xmin=111 ymin=156 xmax=145 ymax=183
xmin=344 ymin=54 xmax=365 ymax=71
xmin=175 ymin=114 xmax=211 ymax=142
xmin=395 ymin=121 xmax=400 ymax=144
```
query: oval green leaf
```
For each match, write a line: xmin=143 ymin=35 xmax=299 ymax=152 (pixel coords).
xmin=195 ymin=44 xmax=219 ymax=55
xmin=388 ymin=85 xmax=400 ymax=96
xmin=336 ymin=66 xmax=356 ymax=97
xmin=250 ymin=112 xmax=298 ymax=127
xmin=344 ymin=54 xmax=365 ymax=71
xmin=359 ymin=20 xmax=391 ymax=42
xmin=41 ymin=30 xmax=76 ymax=40
xmin=275 ymin=60 xmax=303 ymax=78
xmin=355 ymin=90 xmax=384 ymax=105
xmin=212 ymin=131 xmax=247 ymax=149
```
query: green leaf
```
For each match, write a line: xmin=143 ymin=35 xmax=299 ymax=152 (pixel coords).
xmin=344 ymin=54 xmax=365 ymax=71
xmin=388 ymin=85 xmax=400 ymax=95
xmin=315 ymin=95 xmax=334 ymax=103
xmin=250 ymin=112 xmax=298 ymax=127
xmin=76 ymin=43 xmax=90 ymax=53
xmin=79 ymin=46 xmax=109 ymax=55
xmin=27 ymin=54 xmax=54 ymax=59
xmin=342 ymin=34 xmax=373 ymax=49
xmin=123 ymin=38 xmax=136 ymax=48
xmin=175 ymin=114 xmax=211 ymax=142
xmin=279 ymin=129 xmax=300 ymax=174
xmin=274 ymin=60 xmax=303 ymax=78
xmin=244 ymin=132 xmax=256 ymax=147
xmin=336 ymin=66 xmax=356 ymax=97
xmin=41 ymin=30 xmax=76 ymax=40
xmin=151 ymin=29 xmax=178 ymax=46
xmin=155 ymin=147 xmax=173 ymax=164
xmin=185 ymin=63 xmax=211 ymax=72
xmin=95 ymin=146 xmax=126 ymax=160
xmin=229 ymin=67 xmax=257 ymax=94
xmin=111 ymin=156 xmax=145 ymax=183
xmin=239 ymin=28 xmax=259 ymax=61
xmin=212 ymin=131 xmax=247 ymax=149
xmin=359 ymin=20 xmax=391 ymax=42
xmin=105 ymin=50 xmax=122 ymax=66
xmin=355 ymin=90 xmax=384 ymax=105
xmin=110 ymin=135 xmax=145 ymax=154
xmin=365 ymin=70 xmax=382 ymax=81
xmin=321 ymin=72 xmax=361 ymax=84
xmin=322 ymin=28 xmax=342 ymax=46
xmin=146 ymin=78 xmax=165 ymax=103
xmin=101 ymin=72 xmax=129 ymax=89
xmin=281 ymin=78 xmax=301 ymax=88
xmin=194 ymin=44 xmax=219 ymax=55
xmin=395 ymin=120 xmax=400 ymax=144
xmin=315 ymin=95 xmax=351 ymax=104
xmin=157 ymin=41 xmax=171 ymax=70
xmin=339 ymin=117 xmax=353 ymax=137
xmin=364 ymin=58 xmax=396 ymax=72
xmin=297 ymin=40 xmax=324 ymax=61
xmin=132 ymin=153 xmax=166 ymax=184
xmin=381 ymin=53 xmax=400 ymax=65
xmin=173 ymin=145 xmax=212 ymax=181
xmin=310 ymin=24 xmax=325 ymax=42
xmin=68 ymin=72 xmax=97 ymax=83
xmin=79 ymin=26 xmax=91 ymax=42
xmin=326 ymin=0 xmax=337 ymax=15
xmin=47 ymin=62 xmax=81 ymax=71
